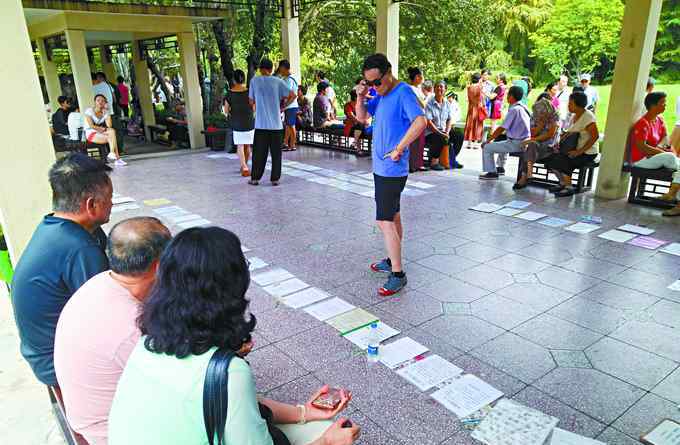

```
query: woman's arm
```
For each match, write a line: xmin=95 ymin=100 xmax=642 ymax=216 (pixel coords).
xmin=534 ymin=122 xmax=557 ymax=143
xmin=570 ymin=122 xmax=599 ymax=157
xmin=105 ymin=114 xmax=113 ymax=129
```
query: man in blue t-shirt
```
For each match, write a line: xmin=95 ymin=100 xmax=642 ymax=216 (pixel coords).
xmin=11 ymin=153 xmax=112 ymax=386
xmin=248 ymin=57 xmax=296 ymax=186
xmin=355 ymin=53 xmax=426 ymax=296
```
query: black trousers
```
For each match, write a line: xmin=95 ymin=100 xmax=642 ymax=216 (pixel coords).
xmin=544 ymin=153 xmax=597 ymax=177
xmin=252 ymin=129 xmax=284 ymax=181
xmin=425 ymin=128 xmax=464 ymax=159
xmin=449 ymin=128 xmax=464 ymax=159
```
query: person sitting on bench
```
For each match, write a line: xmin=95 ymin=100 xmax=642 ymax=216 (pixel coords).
xmin=84 ymin=94 xmax=126 ymax=166
xmin=628 ymin=92 xmax=680 ymax=216
xmin=51 ymin=96 xmax=71 ymax=138
xmin=424 ymin=81 xmax=454 ymax=171
xmin=344 ymin=90 xmax=365 ymax=152
xmin=313 ymin=82 xmax=343 ymax=130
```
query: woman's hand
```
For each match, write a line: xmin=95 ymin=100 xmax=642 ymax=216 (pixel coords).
xmin=305 ymin=385 xmax=352 ymax=422
xmin=567 ymin=150 xmax=581 ymax=158
xmin=320 ymin=418 xmax=360 ymax=445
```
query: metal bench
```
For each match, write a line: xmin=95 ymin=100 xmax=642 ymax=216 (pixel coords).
xmin=297 ymin=125 xmax=371 ymax=156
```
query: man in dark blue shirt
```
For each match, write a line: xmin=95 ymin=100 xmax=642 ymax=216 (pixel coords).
xmin=11 ymin=153 xmax=113 ymax=386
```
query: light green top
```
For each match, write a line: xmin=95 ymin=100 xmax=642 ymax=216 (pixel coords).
xmin=109 ymin=338 xmax=273 ymax=445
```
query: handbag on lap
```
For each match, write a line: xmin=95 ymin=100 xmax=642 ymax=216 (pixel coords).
xmin=558 ymin=132 xmax=579 ymax=155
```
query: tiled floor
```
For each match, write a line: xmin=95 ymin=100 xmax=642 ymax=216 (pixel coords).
xmin=102 ymin=145 xmax=680 ymax=444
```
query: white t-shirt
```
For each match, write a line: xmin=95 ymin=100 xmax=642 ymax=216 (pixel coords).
xmin=93 ymin=82 xmax=114 ymax=110
xmin=584 ymin=86 xmax=599 ymax=109
xmin=67 ymin=112 xmax=84 ymax=141
xmin=675 ymin=96 xmax=680 ymax=127
xmin=84 ymin=108 xmax=111 ymax=138
xmin=567 ymin=110 xmax=598 ymax=154
xmin=282 ymin=75 xmax=299 ymax=110
xmin=410 ymin=85 xmax=426 ymax=107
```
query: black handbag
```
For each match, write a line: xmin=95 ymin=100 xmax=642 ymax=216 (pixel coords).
xmin=203 ymin=349 xmax=291 ymax=445
xmin=558 ymin=132 xmax=580 ymax=154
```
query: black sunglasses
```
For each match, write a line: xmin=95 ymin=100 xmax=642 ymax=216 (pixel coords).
xmin=364 ymin=70 xmax=387 ymax=87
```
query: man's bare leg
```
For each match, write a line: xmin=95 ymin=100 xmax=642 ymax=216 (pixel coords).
xmin=377 ymin=219 xmax=403 ymax=273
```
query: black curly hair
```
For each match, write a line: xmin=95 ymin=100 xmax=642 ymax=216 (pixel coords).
xmin=139 ymin=227 xmax=255 ymax=358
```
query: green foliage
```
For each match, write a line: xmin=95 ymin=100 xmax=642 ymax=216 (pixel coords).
xmin=653 ymin=0 xmax=680 ymax=82
xmin=529 ymin=0 xmax=624 ymax=81
xmin=204 ymin=112 xmax=229 ymax=128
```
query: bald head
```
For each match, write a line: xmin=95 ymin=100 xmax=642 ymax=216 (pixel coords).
xmin=107 ymin=217 xmax=171 ymax=276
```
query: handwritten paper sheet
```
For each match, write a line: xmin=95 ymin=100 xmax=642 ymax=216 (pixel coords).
xmin=598 ymin=229 xmax=637 ymax=243
xmin=247 ymin=257 xmax=269 ymax=271
xmin=143 ymin=198 xmax=172 ymax=206
xmin=617 ymin=224 xmax=655 ymax=236
xmin=470 ymin=203 xmax=504 ymax=213
xmin=628 ymin=236 xmax=668 ymax=250
xmin=396 ymin=355 xmax=463 ymax=391
xmin=539 ymin=217 xmax=573 ymax=228
xmin=303 ymin=297 xmax=355 ymax=321
xmin=471 ymin=398 xmax=558 ymax=445
xmin=379 ymin=337 xmax=429 ymax=369
xmin=431 ymin=374 xmax=503 ymax=418
xmin=565 ymin=222 xmax=600 ymax=234
xmin=263 ymin=278 xmax=310 ymax=298
xmin=251 ymin=268 xmax=294 ymax=286
xmin=111 ymin=203 xmax=140 ymax=213
xmin=513 ymin=211 xmax=547 ymax=222
xmin=280 ymin=287 xmax=331 ymax=309
xmin=550 ymin=428 xmax=606 ymax=445
xmin=343 ymin=321 xmax=400 ymax=349
xmin=176 ymin=218 xmax=211 ymax=229
xmin=641 ymin=419 xmax=680 ymax=445
xmin=504 ymin=200 xmax=532 ymax=209
xmin=494 ymin=207 xmax=524 ymax=217
xmin=326 ymin=308 xmax=379 ymax=334
xmin=661 ymin=243 xmax=680 ymax=257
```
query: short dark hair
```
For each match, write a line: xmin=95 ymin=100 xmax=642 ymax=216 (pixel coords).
xmin=233 ymin=69 xmax=246 ymax=84
xmin=317 ymin=70 xmax=326 ymax=79
xmin=350 ymin=89 xmax=357 ymax=101
xmin=570 ymin=91 xmax=588 ymax=109
xmin=91 ymin=72 xmax=97 ymax=81
xmin=278 ymin=59 xmax=290 ymax=70
xmin=407 ymin=67 xmax=422 ymax=82
xmin=57 ymin=95 xmax=69 ymax=105
xmin=107 ymin=217 xmax=171 ymax=276
xmin=482 ymin=69 xmax=491 ymax=75
xmin=537 ymin=92 xmax=552 ymax=102
xmin=117 ymin=75 xmax=124 ymax=83
xmin=317 ymin=81 xmax=328 ymax=93
xmin=70 ymin=99 xmax=79 ymax=111
xmin=545 ymin=81 xmax=557 ymax=91
xmin=94 ymin=94 xmax=107 ymax=102
xmin=48 ymin=153 xmax=112 ymax=213
xmin=572 ymin=85 xmax=585 ymax=94
xmin=96 ymin=72 xmax=107 ymax=81
xmin=362 ymin=53 xmax=391 ymax=74
xmin=299 ymin=84 xmax=308 ymax=95
xmin=645 ymin=91 xmax=667 ymax=110
xmin=647 ymin=77 xmax=655 ymax=89
xmin=507 ymin=85 xmax=524 ymax=102
xmin=259 ymin=58 xmax=273 ymax=71
xmin=139 ymin=227 xmax=256 ymax=358
xmin=471 ymin=72 xmax=481 ymax=83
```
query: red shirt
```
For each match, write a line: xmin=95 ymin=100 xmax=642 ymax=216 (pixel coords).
xmin=117 ymin=83 xmax=129 ymax=106
xmin=630 ymin=116 xmax=667 ymax=163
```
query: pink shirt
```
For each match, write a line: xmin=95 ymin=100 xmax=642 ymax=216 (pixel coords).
xmin=54 ymin=271 xmax=141 ymax=445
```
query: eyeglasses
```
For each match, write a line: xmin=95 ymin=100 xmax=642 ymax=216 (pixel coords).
xmin=364 ymin=70 xmax=387 ymax=87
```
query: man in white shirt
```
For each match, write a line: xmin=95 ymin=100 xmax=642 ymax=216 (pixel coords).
xmin=93 ymin=72 xmax=114 ymax=110
xmin=579 ymin=74 xmax=599 ymax=112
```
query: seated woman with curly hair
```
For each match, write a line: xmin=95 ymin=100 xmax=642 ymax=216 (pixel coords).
xmin=109 ymin=227 xmax=360 ymax=445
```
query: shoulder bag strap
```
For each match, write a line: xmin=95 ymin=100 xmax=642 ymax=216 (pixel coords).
xmin=203 ymin=349 xmax=235 ymax=445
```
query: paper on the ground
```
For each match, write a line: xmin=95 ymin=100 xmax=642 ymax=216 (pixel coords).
xmin=409 ymin=181 xmax=436 ymax=190
xmin=513 ymin=211 xmax=547 ymax=222
xmin=360 ymin=190 xmax=375 ymax=198
xmin=247 ymin=257 xmax=268 ymax=271
xmin=112 ymin=196 xmax=135 ymax=205
xmin=111 ymin=203 xmax=140 ymax=213
xmin=396 ymin=355 xmax=463 ymax=391
xmin=327 ymin=308 xmax=379 ymax=334
xmin=169 ymin=213 xmax=203 ymax=223
xmin=177 ymin=218 xmax=211 ymax=229
xmin=263 ymin=277 xmax=309 ymax=298
xmin=597 ymin=229 xmax=637 ymax=243
xmin=241 ymin=245 xmax=251 ymax=253
xmin=565 ymin=222 xmax=600 ymax=234
xmin=280 ymin=287 xmax=331 ymax=309
xmin=504 ymin=200 xmax=532 ymax=209
xmin=661 ymin=243 xmax=680 ymax=257
xmin=303 ymin=297 xmax=355 ymax=321
xmin=471 ymin=398 xmax=558 ymax=445
xmin=549 ymin=428 xmax=606 ymax=445
xmin=494 ymin=207 xmax=524 ymax=217
xmin=580 ymin=215 xmax=603 ymax=225
xmin=617 ymin=224 xmax=655 ymax=236
xmin=470 ymin=203 xmax=504 ymax=213
xmin=251 ymin=267 xmax=294 ymax=286
xmin=153 ymin=205 xmax=184 ymax=215
xmin=628 ymin=236 xmax=668 ymax=250
xmin=641 ymin=418 xmax=680 ymax=445
xmin=668 ymin=280 xmax=680 ymax=292
xmin=430 ymin=374 xmax=503 ymax=418
xmin=343 ymin=321 xmax=400 ymax=349
xmin=143 ymin=198 xmax=172 ymax=206
xmin=379 ymin=337 xmax=429 ymax=369
xmin=539 ymin=217 xmax=573 ymax=228
xmin=402 ymin=188 xmax=427 ymax=197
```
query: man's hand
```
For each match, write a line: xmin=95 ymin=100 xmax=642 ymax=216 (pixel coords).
xmin=355 ymin=82 xmax=369 ymax=98
xmin=389 ymin=148 xmax=403 ymax=161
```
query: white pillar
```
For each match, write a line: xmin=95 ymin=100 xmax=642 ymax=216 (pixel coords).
xmin=376 ymin=0 xmax=399 ymax=77
xmin=131 ymin=40 xmax=155 ymax=140
xmin=0 ymin=0 xmax=55 ymax=260
xmin=595 ymin=0 xmax=662 ymax=199
xmin=65 ymin=29 xmax=95 ymax=110
xmin=177 ymin=31 xmax=206 ymax=148
xmin=36 ymin=38 xmax=62 ymax=113
xmin=281 ymin=0 xmax=301 ymax=80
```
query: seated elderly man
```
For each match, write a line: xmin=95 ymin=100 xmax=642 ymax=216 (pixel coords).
xmin=424 ymin=81 xmax=454 ymax=171
xmin=11 ymin=153 xmax=112 ymax=386
xmin=628 ymin=91 xmax=680 ymax=216
xmin=479 ymin=86 xmax=531 ymax=180
xmin=54 ymin=217 xmax=171 ymax=445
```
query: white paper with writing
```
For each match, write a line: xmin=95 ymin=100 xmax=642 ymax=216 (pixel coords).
xmin=396 ymin=355 xmax=463 ymax=391
xmin=379 ymin=337 xmax=429 ymax=369
xmin=431 ymin=374 xmax=503 ymax=418
xmin=303 ymin=297 xmax=355 ymax=321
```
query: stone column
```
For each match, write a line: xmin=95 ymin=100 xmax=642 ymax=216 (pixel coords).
xmin=376 ymin=0 xmax=400 ymax=76
xmin=36 ymin=37 xmax=62 ymax=113
xmin=177 ymin=30 xmax=206 ymax=148
xmin=0 ymin=0 xmax=55 ymax=259
xmin=131 ymin=39 xmax=155 ymax=140
xmin=281 ymin=0 xmax=301 ymax=80
xmin=65 ymin=29 xmax=94 ymax=110
xmin=595 ymin=0 xmax=662 ymax=199
xmin=100 ymin=45 xmax=117 ymax=82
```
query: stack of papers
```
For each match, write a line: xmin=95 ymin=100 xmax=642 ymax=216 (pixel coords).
xmin=470 ymin=203 xmax=504 ymax=213
xmin=327 ymin=308 xmax=378 ymax=334
xmin=303 ymin=297 xmax=355 ymax=321
xmin=343 ymin=321 xmax=399 ymax=349
xmin=263 ymin=278 xmax=309 ymax=298
xmin=617 ymin=224 xmax=655 ymax=235
xmin=471 ymin=399 xmax=558 ymax=445
xmin=280 ymin=287 xmax=331 ymax=309
xmin=396 ymin=355 xmax=463 ymax=391
xmin=430 ymin=374 xmax=503 ymax=418
xmin=251 ymin=268 xmax=294 ymax=286
xmin=379 ymin=337 xmax=429 ymax=369
xmin=565 ymin=222 xmax=600 ymax=234
xmin=597 ymin=229 xmax=637 ymax=243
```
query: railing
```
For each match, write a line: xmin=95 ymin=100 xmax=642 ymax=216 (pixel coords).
xmin=26 ymin=0 xmax=284 ymax=14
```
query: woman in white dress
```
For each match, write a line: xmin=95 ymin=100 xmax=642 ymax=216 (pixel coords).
xmin=84 ymin=94 xmax=125 ymax=166
xmin=223 ymin=70 xmax=254 ymax=176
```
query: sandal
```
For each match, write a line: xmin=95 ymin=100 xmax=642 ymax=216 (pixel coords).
xmin=241 ymin=168 xmax=250 ymax=177
xmin=248 ymin=179 xmax=259 ymax=186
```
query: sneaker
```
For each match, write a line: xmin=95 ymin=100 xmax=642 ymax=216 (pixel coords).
xmin=430 ymin=164 xmax=445 ymax=171
xmin=271 ymin=181 xmax=279 ymax=186
xmin=370 ymin=258 xmax=392 ymax=273
xmin=114 ymin=159 xmax=127 ymax=167
xmin=496 ymin=167 xmax=506 ymax=175
xmin=248 ymin=179 xmax=259 ymax=186
xmin=479 ymin=172 xmax=499 ymax=180
xmin=549 ymin=185 xmax=565 ymax=193
xmin=107 ymin=152 xmax=117 ymax=162
xmin=378 ymin=273 xmax=407 ymax=296
xmin=452 ymin=161 xmax=464 ymax=169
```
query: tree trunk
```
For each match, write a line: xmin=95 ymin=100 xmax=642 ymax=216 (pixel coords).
xmin=194 ymin=37 xmax=208 ymax=114
xmin=146 ymin=57 xmax=171 ymax=105
xmin=208 ymin=54 xmax=225 ymax=115
xmin=246 ymin=0 xmax=270 ymax=85
xmin=211 ymin=19 xmax=235 ymax=87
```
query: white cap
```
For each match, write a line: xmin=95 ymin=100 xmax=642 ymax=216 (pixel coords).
xmin=580 ymin=74 xmax=591 ymax=81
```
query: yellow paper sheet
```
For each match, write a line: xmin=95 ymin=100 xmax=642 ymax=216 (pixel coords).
xmin=143 ymin=198 xmax=172 ymax=206
xmin=327 ymin=308 xmax=378 ymax=335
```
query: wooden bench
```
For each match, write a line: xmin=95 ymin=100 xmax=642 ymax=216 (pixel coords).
xmin=48 ymin=386 xmax=90 ymax=445
xmin=147 ymin=124 xmax=168 ymax=145
xmin=509 ymin=152 xmax=598 ymax=193
xmin=622 ymin=164 xmax=676 ymax=208
xmin=297 ymin=125 xmax=372 ymax=157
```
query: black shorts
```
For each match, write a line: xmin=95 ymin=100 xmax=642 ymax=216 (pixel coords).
xmin=374 ymin=174 xmax=407 ymax=221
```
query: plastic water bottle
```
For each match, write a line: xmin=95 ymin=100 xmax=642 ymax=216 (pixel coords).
xmin=366 ymin=322 xmax=380 ymax=364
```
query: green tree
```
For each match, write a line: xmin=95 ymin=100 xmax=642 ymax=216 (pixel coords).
xmin=653 ymin=0 xmax=680 ymax=82
xmin=493 ymin=0 xmax=553 ymax=65
xmin=529 ymin=0 xmax=623 ymax=81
